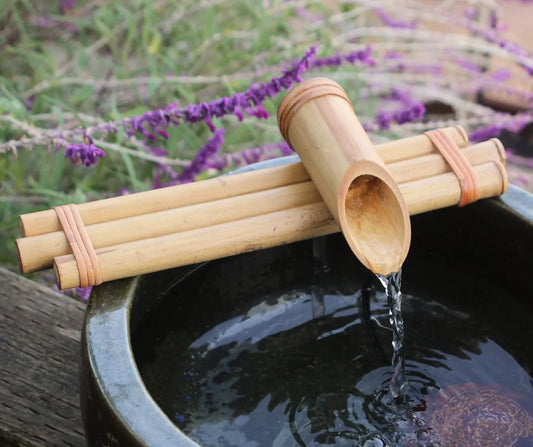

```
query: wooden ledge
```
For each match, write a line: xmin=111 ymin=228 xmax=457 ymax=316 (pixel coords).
xmin=0 ymin=267 xmax=86 ymax=446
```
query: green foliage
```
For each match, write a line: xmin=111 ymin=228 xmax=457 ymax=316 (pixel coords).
xmin=2 ymin=0 xmax=531 ymax=277
xmin=0 ymin=0 xmax=338 ymax=268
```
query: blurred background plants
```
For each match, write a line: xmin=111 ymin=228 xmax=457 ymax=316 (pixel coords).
xmin=1 ymin=0 xmax=532 ymax=294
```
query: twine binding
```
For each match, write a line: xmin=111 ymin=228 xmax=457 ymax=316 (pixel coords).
xmin=54 ymin=204 xmax=103 ymax=288
xmin=425 ymin=129 xmax=479 ymax=206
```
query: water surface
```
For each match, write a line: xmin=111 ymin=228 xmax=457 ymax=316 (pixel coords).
xmin=136 ymin=274 xmax=533 ymax=446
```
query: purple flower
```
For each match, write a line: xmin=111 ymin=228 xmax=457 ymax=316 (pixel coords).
xmin=75 ymin=286 xmax=92 ymax=302
xmin=491 ymin=69 xmax=511 ymax=82
xmin=241 ymin=148 xmax=263 ymax=165
xmin=177 ymin=127 xmax=225 ymax=183
xmin=453 ymin=55 xmax=483 ymax=74
xmin=47 ymin=46 xmax=316 ymax=165
xmin=468 ymin=113 xmax=532 ymax=142
xmin=206 ymin=142 xmax=293 ymax=172
xmin=24 ymin=97 xmax=34 ymax=112
xmin=489 ymin=11 xmax=499 ymax=29
xmin=119 ymin=45 xmax=318 ymax=144
xmin=58 ymin=0 xmax=75 ymax=12
xmin=465 ymin=21 xmax=533 ymax=75
xmin=376 ymin=111 xmax=393 ymax=130
xmin=469 ymin=124 xmax=502 ymax=141
xmin=374 ymin=8 xmax=416 ymax=29
xmin=63 ymin=136 xmax=106 ymax=166
xmin=371 ymin=103 xmax=426 ymax=131
xmin=279 ymin=141 xmax=292 ymax=156
xmin=401 ymin=102 xmax=425 ymax=122
xmin=385 ymin=51 xmax=404 ymax=60
xmin=28 ymin=47 xmax=318 ymax=171
xmin=116 ymin=187 xmax=132 ymax=196
xmin=145 ymin=146 xmax=179 ymax=188
xmin=40 ymin=1 xmax=78 ymax=32
xmin=54 ymin=283 xmax=92 ymax=302
xmin=311 ymin=46 xmax=375 ymax=68
xmin=464 ymin=6 xmax=478 ymax=21
xmin=389 ymin=88 xmax=412 ymax=105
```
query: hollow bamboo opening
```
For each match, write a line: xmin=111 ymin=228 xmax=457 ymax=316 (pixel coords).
xmin=340 ymin=173 xmax=409 ymax=275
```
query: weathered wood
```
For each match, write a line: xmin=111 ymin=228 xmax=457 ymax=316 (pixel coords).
xmin=0 ymin=267 xmax=87 ymax=446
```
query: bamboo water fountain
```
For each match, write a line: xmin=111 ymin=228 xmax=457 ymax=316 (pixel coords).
xmin=63 ymin=79 xmax=530 ymax=447
xmin=16 ymin=78 xmax=507 ymax=289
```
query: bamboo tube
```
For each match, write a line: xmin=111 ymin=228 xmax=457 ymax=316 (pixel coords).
xmin=386 ymin=138 xmax=505 ymax=184
xmin=54 ymin=203 xmax=339 ymax=290
xmin=53 ymin=160 xmax=508 ymax=290
xmin=17 ymin=182 xmax=322 ymax=273
xmin=378 ymin=125 xmax=468 ymax=163
xmin=19 ymin=126 xmax=467 ymax=238
xmin=16 ymin=138 xmax=504 ymax=274
xmin=278 ymin=77 xmax=411 ymax=275
xmin=19 ymin=162 xmax=310 ymax=237
xmin=401 ymin=161 xmax=508 ymax=215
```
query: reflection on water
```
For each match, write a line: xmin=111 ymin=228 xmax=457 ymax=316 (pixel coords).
xmin=137 ymin=280 xmax=533 ymax=447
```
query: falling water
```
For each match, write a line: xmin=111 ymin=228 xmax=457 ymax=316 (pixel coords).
xmin=313 ymin=236 xmax=408 ymax=402
xmin=377 ymin=270 xmax=408 ymax=400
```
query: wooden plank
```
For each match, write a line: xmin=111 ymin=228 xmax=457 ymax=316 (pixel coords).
xmin=0 ymin=267 xmax=87 ymax=446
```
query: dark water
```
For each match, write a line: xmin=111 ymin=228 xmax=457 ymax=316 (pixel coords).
xmin=131 ymin=199 xmax=533 ymax=446
xmin=136 ymin=274 xmax=533 ymax=446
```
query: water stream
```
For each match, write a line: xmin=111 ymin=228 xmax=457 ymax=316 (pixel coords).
xmin=316 ymin=236 xmax=408 ymax=402
xmin=376 ymin=271 xmax=408 ymax=401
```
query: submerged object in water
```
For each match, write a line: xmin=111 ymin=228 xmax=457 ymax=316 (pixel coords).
xmin=414 ymin=382 xmax=533 ymax=447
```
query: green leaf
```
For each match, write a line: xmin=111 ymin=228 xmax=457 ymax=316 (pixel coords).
xmin=148 ymin=30 xmax=162 ymax=55
xmin=72 ymin=187 xmax=88 ymax=204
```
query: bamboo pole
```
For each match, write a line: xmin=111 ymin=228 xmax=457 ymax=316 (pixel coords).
xmin=402 ymin=161 xmax=508 ymax=215
xmin=386 ymin=138 xmax=504 ymax=184
xmin=16 ymin=138 xmax=504 ymax=274
xmin=278 ymin=77 xmax=411 ymax=275
xmin=54 ymin=203 xmax=339 ymax=290
xmin=17 ymin=77 xmax=508 ymax=287
xmin=19 ymin=162 xmax=309 ymax=237
xmin=375 ymin=125 xmax=468 ymax=163
xmin=17 ymin=182 xmax=321 ymax=273
xmin=53 ymin=160 xmax=508 ymax=290
xmin=19 ymin=126 xmax=467 ymax=238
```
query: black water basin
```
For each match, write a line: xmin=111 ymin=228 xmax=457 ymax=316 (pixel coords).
xmin=80 ymin=182 xmax=533 ymax=447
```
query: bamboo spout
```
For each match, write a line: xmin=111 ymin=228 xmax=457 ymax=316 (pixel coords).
xmin=278 ymin=78 xmax=411 ymax=275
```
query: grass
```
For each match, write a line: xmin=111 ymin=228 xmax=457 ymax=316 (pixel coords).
xmin=1 ymin=0 xmax=532 ymax=292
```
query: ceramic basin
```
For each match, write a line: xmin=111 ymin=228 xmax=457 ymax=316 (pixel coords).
xmin=80 ymin=171 xmax=533 ymax=446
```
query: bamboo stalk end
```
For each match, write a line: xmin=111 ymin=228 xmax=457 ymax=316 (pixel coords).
xmin=338 ymin=163 xmax=411 ymax=275
xmin=19 ymin=215 xmax=28 ymax=238
xmin=493 ymin=160 xmax=509 ymax=195
xmin=53 ymin=256 xmax=79 ymax=290
xmin=15 ymin=238 xmax=27 ymax=275
xmin=489 ymin=138 xmax=507 ymax=165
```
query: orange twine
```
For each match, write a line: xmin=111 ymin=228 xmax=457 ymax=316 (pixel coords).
xmin=54 ymin=204 xmax=103 ymax=288
xmin=425 ymin=129 xmax=479 ymax=207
